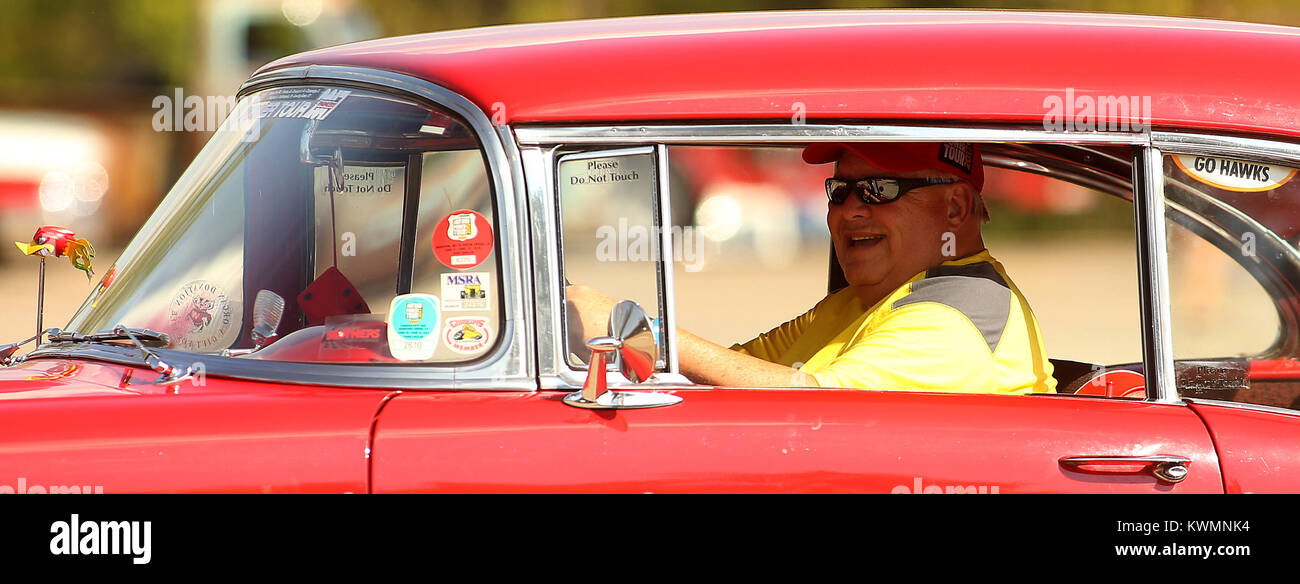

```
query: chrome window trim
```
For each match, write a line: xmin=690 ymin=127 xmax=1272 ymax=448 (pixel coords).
xmin=520 ymin=145 xmax=565 ymax=385
xmin=37 ymin=65 xmax=538 ymax=391
xmin=1184 ymin=397 xmax=1300 ymax=419
xmin=515 ymin=124 xmax=1148 ymax=146
xmin=656 ymin=144 xmax=681 ymax=374
xmin=1134 ymin=146 xmax=1179 ymax=403
xmin=1153 ymin=131 xmax=1300 ymax=167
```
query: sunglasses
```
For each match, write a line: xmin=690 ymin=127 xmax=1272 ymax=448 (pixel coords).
xmin=826 ymin=177 xmax=960 ymax=205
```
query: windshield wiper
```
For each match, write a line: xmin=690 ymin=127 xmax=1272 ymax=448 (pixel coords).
xmin=0 ymin=330 xmax=45 ymax=366
xmin=47 ymin=327 xmax=171 ymax=347
xmin=50 ymin=325 xmax=195 ymax=385
xmin=4 ymin=326 xmax=192 ymax=385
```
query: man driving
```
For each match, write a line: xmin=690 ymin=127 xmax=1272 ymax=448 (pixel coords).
xmin=567 ymin=142 xmax=1056 ymax=393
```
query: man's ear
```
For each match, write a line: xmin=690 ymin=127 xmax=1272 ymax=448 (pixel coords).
xmin=945 ymin=182 xmax=976 ymax=227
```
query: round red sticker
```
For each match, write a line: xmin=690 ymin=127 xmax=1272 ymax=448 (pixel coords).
xmin=432 ymin=210 xmax=494 ymax=269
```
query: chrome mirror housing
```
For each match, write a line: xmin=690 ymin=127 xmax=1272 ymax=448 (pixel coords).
xmin=564 ymin=301 xmax=681 ymax=410
xmin=609 ymin=300 xmax=656 ymax=383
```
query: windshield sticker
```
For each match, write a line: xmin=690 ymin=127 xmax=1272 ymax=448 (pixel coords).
xmin=386 ymin=294 xmax=440 ymax=361
xmin=432 ymin=210 xmax=494 ymax=269
xmin=440 ymin=272 xmax=490 ymax=311
xmin=167 ymin=280 xmax=237 ymax=352
xmin=256 ymin=87 xmax=352 ymax=122
xmin=444 ymin=317 xmax=492 ymax=354
xmin=1173 ymin=155 xmax=1297 ymax=192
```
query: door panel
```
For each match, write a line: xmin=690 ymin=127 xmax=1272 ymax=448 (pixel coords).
xmin=371 ymin=388 xmax=1223 ymax=493
xmin=1188 ymin=400 xmax=1300 ymax=493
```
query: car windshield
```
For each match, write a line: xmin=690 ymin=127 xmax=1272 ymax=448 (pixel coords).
xmin=63 ymin=85 xmax=502 ymax=364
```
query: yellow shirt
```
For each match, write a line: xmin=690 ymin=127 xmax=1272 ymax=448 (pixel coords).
xmin=735 ymin=250 xmax=1056 ymax=393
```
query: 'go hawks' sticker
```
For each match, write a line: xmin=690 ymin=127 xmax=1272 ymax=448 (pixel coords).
xmin=443 ymin=317 xmax=492 ymax=354
xmin=1173 ymin=155 xmax=1297 ymax=193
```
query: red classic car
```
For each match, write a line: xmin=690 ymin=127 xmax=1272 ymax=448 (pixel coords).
xmin=3 ymin=10 xmax=1300 ymax=493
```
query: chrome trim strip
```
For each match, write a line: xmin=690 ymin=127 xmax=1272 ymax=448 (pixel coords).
xmin=1184 ymin=397 xmax=1300 ymax=418
xmin=521 ymin=145 xmax=565 ymax=379
xmin=490 ymin=123 xmax=537 ymax=385
xmin=655 ymin=144 xmax=681 ymax=374
xmin=556 ymin=147 xmax=657 ymax=161
xmin=515 ymin=124 xmax=1148 ymax=146
xmin=1134 ymin=146 xmax=1178 ymax=403
xmin=1153 ymin=131 xmax=1300 ymax=167
xmin=25 ymin=344 xmax=537 ymax=390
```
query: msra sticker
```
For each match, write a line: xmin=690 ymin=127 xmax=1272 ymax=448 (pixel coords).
xmin=444 ymin=317 xmax=492 ymax=354
xmin=441 ymin=272 xmax=490 ymax=311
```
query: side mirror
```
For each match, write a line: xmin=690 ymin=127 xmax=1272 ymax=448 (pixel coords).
xmin=609 ymin=300 xmax=656 ymax=383
xmin=563 ymin=301 xmax=681 ymax=410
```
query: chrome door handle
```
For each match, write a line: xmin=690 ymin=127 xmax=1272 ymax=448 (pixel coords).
xmin=1059 ymin=455 xmax=1191 ymax=484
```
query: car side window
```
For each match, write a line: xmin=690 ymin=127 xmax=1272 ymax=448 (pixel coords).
xmin=1163 ymin=151 xmax=1297 ymax=409
xmin=557 ymin=148 xmax=667 ymax=368
xmin=665 ymin=144 xmax=1143 ymax=392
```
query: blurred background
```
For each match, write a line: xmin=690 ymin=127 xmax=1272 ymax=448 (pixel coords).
xmin=1 ymin=0 xmax=1294 ymax=363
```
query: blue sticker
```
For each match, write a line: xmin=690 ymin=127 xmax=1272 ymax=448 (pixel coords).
xmin=386 ymin=293 xmax=440 ymax=361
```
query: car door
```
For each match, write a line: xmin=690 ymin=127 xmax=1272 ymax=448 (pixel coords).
xmin=369 ymin=387 xmax=1220 ymax=493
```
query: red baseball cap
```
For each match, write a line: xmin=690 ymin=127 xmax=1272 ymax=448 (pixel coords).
xmin=803 ymin=142 xmax=984 ymax=192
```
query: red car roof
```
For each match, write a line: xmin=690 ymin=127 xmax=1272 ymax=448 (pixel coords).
xmin=258 ymin=10 xmax=1300 ymax=138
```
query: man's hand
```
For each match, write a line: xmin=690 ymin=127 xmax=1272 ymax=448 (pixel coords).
xmin=565 ymin=284 xmax=618 ymax=343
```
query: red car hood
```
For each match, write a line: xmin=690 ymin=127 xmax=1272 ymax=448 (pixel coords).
xmin=0 ymin=359 xmax=136 ymax=400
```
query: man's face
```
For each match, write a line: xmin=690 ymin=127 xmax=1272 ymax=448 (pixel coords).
xmin=828 ymin=152 xmax=952 ymax=297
